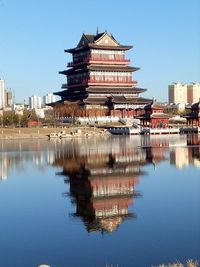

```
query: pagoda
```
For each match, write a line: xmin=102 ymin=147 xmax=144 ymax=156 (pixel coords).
xmin=184 ymin=100 xmax=200 ymax=127
xmin=138 ymin=100 xmax=171 ymax=128
xmin=54 ymin=31 xmax=151 ymax=118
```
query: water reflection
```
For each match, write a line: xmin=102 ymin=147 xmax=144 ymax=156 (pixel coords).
xmin=0 ymin=135 xmax=200 ymax=233
xmin=0 ymin=140 xmax=56 ymax=180
xmin=170 ymin=134 xmax=200 ymax=168
xmin=0 ymin=135 xmax=199 ymax=179
xmin=54 ymin=144 xmax=143 ymax=233
xmin=50 ymin=136 xmax=172 ymax=233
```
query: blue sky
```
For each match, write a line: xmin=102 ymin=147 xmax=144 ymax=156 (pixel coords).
xmin=0 ymin=0 xmax=199 ymax=102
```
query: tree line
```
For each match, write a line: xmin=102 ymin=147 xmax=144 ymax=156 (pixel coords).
xmin=0 ymin=102 xmax=109 ymax=127
xmin=0 ymin=109 xmax=39 ymax=127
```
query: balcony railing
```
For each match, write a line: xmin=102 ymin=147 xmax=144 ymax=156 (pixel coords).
xmin=62 ymin=79 xmax=137 ymax=88
xmin=90 ymin=56 xmax=130 ymax=63
xmin=88 ymin=78 xmax=136 ymax=84
xmin=67 ymin=57 xmax=89 ymax=67
xmin=67 ymin=56 xmax=130 ymax=67
xmin=63 ymin=78 xmax=135 ymax=89
xmin=88 ymin=80 xmax=136 ymax=86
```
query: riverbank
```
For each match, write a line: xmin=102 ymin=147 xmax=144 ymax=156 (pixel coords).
xmin=0 ymin=126 xmax=108 ymax=139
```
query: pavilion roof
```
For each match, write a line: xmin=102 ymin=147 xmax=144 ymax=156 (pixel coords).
xmin=184 ymin=112 xmax=200 ymax=119
xmin=83 ymin=97 xmax=109 ymax=105
xmin=59 ymin=65 xmax=139 ymax=75
xmin=191 ymin=101 xmax=200 ymax=109
xmin=138 ymin=113 xmax=172 ymax=119
xmin=88 ymin=65 xmax=139 ymax=72
xmin=144 ymin=101 xmax=166 ymax=110
xmin=65 ymin=31 xmax=133 ymax=53
xmin=53 ymin=89 xmax=87 ymax=101
xmin=54 ymin=90 xmax=68 ymax=96
xmin=65 ymin=45 xmax=132 ymax=53
xmin=150 ymin=113 xmax=172 ymax=118
xmin=46 ymin=99 xmax=63 ymax=107
xmin=86 ymin=86 xmax=146 ymax=94
xmin=84 ymin=32 xmax=105 ymax=43
xmin=111 ymin=95 xmax=152 ymax=104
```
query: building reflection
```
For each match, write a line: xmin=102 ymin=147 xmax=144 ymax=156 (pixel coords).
xmin=62 ymin=156 xmax=141 ymax=233
xmin=0 ymin=140 xmax=56 ymax=180
xmin=170 ymin=134 xmax=200 ymax=168
xmin=53 ymin=136 xmax=169 ymax=233
xmin=141 ymin=136 xmax=168 ymax=168
xmin=0 ymin=135 xmax=199 ymax=232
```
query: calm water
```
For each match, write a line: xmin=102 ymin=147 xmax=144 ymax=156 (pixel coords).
xmin=0 ymin=134 xmax=199 ymax=267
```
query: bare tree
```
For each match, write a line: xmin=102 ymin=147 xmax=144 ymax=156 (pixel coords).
xmin=53 ymin=102 xmax=81 ymax=124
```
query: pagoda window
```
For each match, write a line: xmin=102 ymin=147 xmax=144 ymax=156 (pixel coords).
xmin=91 ymin=49 xmax=126 ymax=61
xmin=90 ymin=70 xmax=132 ymax=83
xmin=67 ymin=72 xmax=88 ymax=85
xmin=73 ymin=51 xmax=90 ymax=63
xmin=108 ymin=54 xmax=115 ymax=60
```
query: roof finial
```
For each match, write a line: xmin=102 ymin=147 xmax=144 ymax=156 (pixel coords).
xmin=96 ymin=27 xmax=99 ymax=35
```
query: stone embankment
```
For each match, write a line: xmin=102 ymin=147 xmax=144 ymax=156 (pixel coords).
xmin=0 ymin=127 xmax=109 ymax=140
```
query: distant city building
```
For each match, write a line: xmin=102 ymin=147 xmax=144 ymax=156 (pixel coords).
xmin=35 ymin=108 xmax=45 ymax=118
xmin=29 ymin=94 xmax=42 ymax=109
xmin=4 ymin=88 xmax=13 ymax=107
xmin=43 ymin=93 xmax=56 ymax=105
xmin=13 ymin=103 xmax=26 ymax=115
xmin=0 ymin=79 xmax=5 ymax=109
xmin=187 ymin=83 xmax=200 ymax=104
xmin=168 ymin=82 xmax=200 ymax=104
xmin=168 ymin=82 xmax=187 ymax=104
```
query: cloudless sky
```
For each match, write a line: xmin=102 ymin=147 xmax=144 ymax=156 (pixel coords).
xmin=0 ymin=0 xmax=199 ymax=102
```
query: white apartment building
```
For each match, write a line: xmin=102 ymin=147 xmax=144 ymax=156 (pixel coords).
xmin=29 ymin=94 xmax=42 ymax=109
xmin=168 ymin=82 xmax=188 ymax=104
xmin=43 ymin=93 xmax=56 ymax=105
xmin=13 ymin=103 xmax=25 ymax=115
xmin=169 ymin=82 xmax=200 ymax=104
xmin=0 ymin=79 xmax=5 ymax=109
xmin=187 ymin=83 xmax=200 ymax=104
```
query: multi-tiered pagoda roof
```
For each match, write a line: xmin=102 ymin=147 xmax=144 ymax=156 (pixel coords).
xmin=54 ymin=31 xmax=151 ymax=115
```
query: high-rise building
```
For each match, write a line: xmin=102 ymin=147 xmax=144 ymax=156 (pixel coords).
xmin=54 ymin=31 xmax=151 ymax=118
xmin=29 ymin=94 xmax=42 ymax=109
xmin=43 ymin=93 xmax=56 ymax=105
xmin=4 ymin=89 xmax=13 ymax=107
xmin=0 ymin=79 xmax=5 ymax=109
xmin=168 ymin=82 xmax=188 ymax=104
xmin=187 ymin=83 xmax=200 ymax=104
xmin=168 ymin=82 xmax=200 ymax=104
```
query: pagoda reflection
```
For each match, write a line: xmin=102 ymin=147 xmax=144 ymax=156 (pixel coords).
xmin=53 ymin=137 xmax=169 ymax=233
